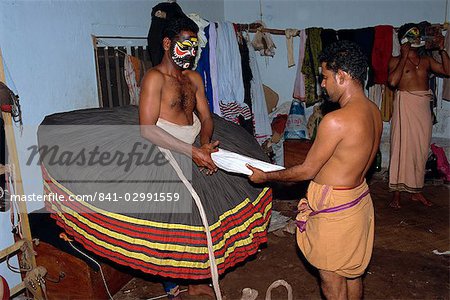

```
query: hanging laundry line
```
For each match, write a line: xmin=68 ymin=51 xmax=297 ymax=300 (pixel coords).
xmin=235 ymin=22 xmax=448 ymax=36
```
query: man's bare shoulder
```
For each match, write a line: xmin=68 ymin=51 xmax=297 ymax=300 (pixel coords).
xmin=142 ymin=68 xmax=165 ymax=83
xmin=141 ymin=67 xmax=164 ymax=88
xmin=182 ymin=70 xmax=203 ymax=87
xmin=323 ymin=100 xmax=374 ymax=127
xmin=423 ymin=55 xmax=437 ymax=65
xmin=319 ymin=110 xmax=345 ymax=131
xmin=388 ymin=55 xmax=400 ymax=67
xmin=364 ymin=97 xmax=382 ymax=121
xmin=183 ymin=69 xmax=202 ymax=81
xmin=366 ymin=96 xmax=380 ymax=111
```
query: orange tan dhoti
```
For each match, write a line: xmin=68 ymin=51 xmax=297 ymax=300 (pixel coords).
xmin=296 ymin=180 xmax=374 ymax=278
xmin=389 ymin=90 xmax=432 ymax=192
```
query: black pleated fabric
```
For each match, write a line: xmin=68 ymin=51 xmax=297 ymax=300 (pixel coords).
xmin=37 ymin=106 xmax=272 ymax=279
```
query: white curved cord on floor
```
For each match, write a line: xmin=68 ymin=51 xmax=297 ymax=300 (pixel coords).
xmin=265 ymin=280 xmax=293 ymax=300
xmin=159 ymin=148 xmax=222 ymax=300
xmin=240 ymin=280 xmax=293 ymax=300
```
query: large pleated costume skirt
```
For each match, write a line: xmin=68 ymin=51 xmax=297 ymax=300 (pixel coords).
xmin=37 ymin=106 xmax=272 ymax=280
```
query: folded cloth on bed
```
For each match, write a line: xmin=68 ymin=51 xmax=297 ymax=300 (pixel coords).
xmin=212 ymin=148 xmax=284 ymax=175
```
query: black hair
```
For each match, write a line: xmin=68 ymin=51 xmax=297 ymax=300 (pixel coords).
xmin=397 ymin=23 xmax=419 ymax=43
xmin=319 ymin=40 xmax=368 ymax=86
xmin=162 ymin=17 xmax=199 ymax=41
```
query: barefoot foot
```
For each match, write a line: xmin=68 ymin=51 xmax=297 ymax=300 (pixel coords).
xmin=411 ymin=193 xmax=433 ymax=206
xmin=389 ymin=192 xmax=401 ymax=208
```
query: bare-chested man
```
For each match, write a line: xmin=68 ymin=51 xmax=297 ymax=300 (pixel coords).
xmin=140 ymin=19 xmax=218 ymax=176
xmin=139 ymin=17 xmax=275 ymax=299
xmin=387 ymin=23 xmax=449 ymax=208
xmin=139 ymin=18 xmax=217 ymax=299
xmin=248 ymin=41 xmax=382 ymax=299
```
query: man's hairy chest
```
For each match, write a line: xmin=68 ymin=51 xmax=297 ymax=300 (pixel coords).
xmin=162 ymin=76 xmax=196 ymax=111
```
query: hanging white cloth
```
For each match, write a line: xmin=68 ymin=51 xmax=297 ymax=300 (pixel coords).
xmin=216 ymin=21 xmax=245 ymax=104
xmin=368 ymin=84 xmax=383 ymax=108
xmin=187 ymin=13 xmax=209 ymax=70
xmin=124 ymin=55 xmax=140 ymax=105
xmin=392 ymin=30 xmax=400 ymax=57
xmin=285 ymin=29 xmax=299 ymax=68
xmin=249 ymin=42 xmax=272 ymax=145
xmin=251 ymin=21 xmax=276 ymax=57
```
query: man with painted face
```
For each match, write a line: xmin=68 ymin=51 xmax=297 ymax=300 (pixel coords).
xmin=140 ymin=17 xmax=218 ymax=175
xmin=138 ymin=17 xmax=274 ymax=300
xmin=248 ymin=41 xmax=382 ymax=299
xmin=387 ymin=23 xmax=450 ymax=208
xmin=140 ymin=17 xmax=216 ymax=299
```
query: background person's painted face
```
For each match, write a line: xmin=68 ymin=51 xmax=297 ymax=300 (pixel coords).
xmin=400 ymin=27 xmax=425 ymax=48
xmin=170 ymin=35 xmax=198 ymax=69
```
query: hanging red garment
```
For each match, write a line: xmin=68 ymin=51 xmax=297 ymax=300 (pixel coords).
xmin=372 ymin=25 xmax=393 ymax=84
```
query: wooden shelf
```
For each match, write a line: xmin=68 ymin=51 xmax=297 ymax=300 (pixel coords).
xmin=283 ymin=139 xmax=312 ymax=168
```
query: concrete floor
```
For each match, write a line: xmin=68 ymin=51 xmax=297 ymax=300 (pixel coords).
xmin=114 ymin=175 xmax=449 ymax=300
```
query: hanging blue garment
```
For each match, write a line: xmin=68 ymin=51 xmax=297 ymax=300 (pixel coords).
xmin=196 ymin=24 xmax=214 ymax=111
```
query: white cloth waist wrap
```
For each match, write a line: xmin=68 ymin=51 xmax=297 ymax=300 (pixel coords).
xmin=155 ymin=113 xmax=222 ymax=299
xmin=156 ymin=113 xmax=201 ymax=144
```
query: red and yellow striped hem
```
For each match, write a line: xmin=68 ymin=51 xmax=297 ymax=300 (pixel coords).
xmin=41 ymin=166 xmax=272 ymax=279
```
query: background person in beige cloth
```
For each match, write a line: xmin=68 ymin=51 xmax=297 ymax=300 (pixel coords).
xmin=248 ymin=41 xmax=382 ymax=299
xmin=387 ymin=23 xmax=450 ymax=208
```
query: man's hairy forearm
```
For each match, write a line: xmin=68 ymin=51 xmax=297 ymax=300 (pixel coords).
xmin=140 ymin=125 xmax=193 ymax=156
xmin=199 ymin=118 xmax=214 ymax=145
xmin=265 ymin=164 xmax=315 ymax=182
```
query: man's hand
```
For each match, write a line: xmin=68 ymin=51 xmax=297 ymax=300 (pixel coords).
xmin=438 ymin=36 xmax=445 ymax=51
xmin=192 ymin=141 xmax=219 ymax=175
xmin=246 ymin=164 xmax=268 ymax=184
xmin=201 ymin=140 xmax=220 ymax=153
xmin=400 ymin=43 xmax=411 ymax=58
xmin=297 ymin=199 xmax=309 ymax=213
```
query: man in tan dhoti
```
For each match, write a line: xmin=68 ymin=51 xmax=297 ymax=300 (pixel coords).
xmin=248 ymin=41 xmax=382 ymax=299
xmin=387 ymin=23 xmax=450 ymax=208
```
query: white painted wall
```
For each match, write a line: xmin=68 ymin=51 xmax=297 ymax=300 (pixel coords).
xmin=0 ymin=0 xmax=224 ymax=291
xmin=224 ymin=0 xmax=450 ymax=166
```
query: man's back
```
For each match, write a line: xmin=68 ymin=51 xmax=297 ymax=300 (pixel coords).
xmin=314 ymin=97 xmax=382 ymax=187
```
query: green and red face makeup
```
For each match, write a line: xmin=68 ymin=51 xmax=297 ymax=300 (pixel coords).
xmin=170 ymin=34 xmax=198 ymax=70
xmin=400 ymin=27 xmax=425 ymax=48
